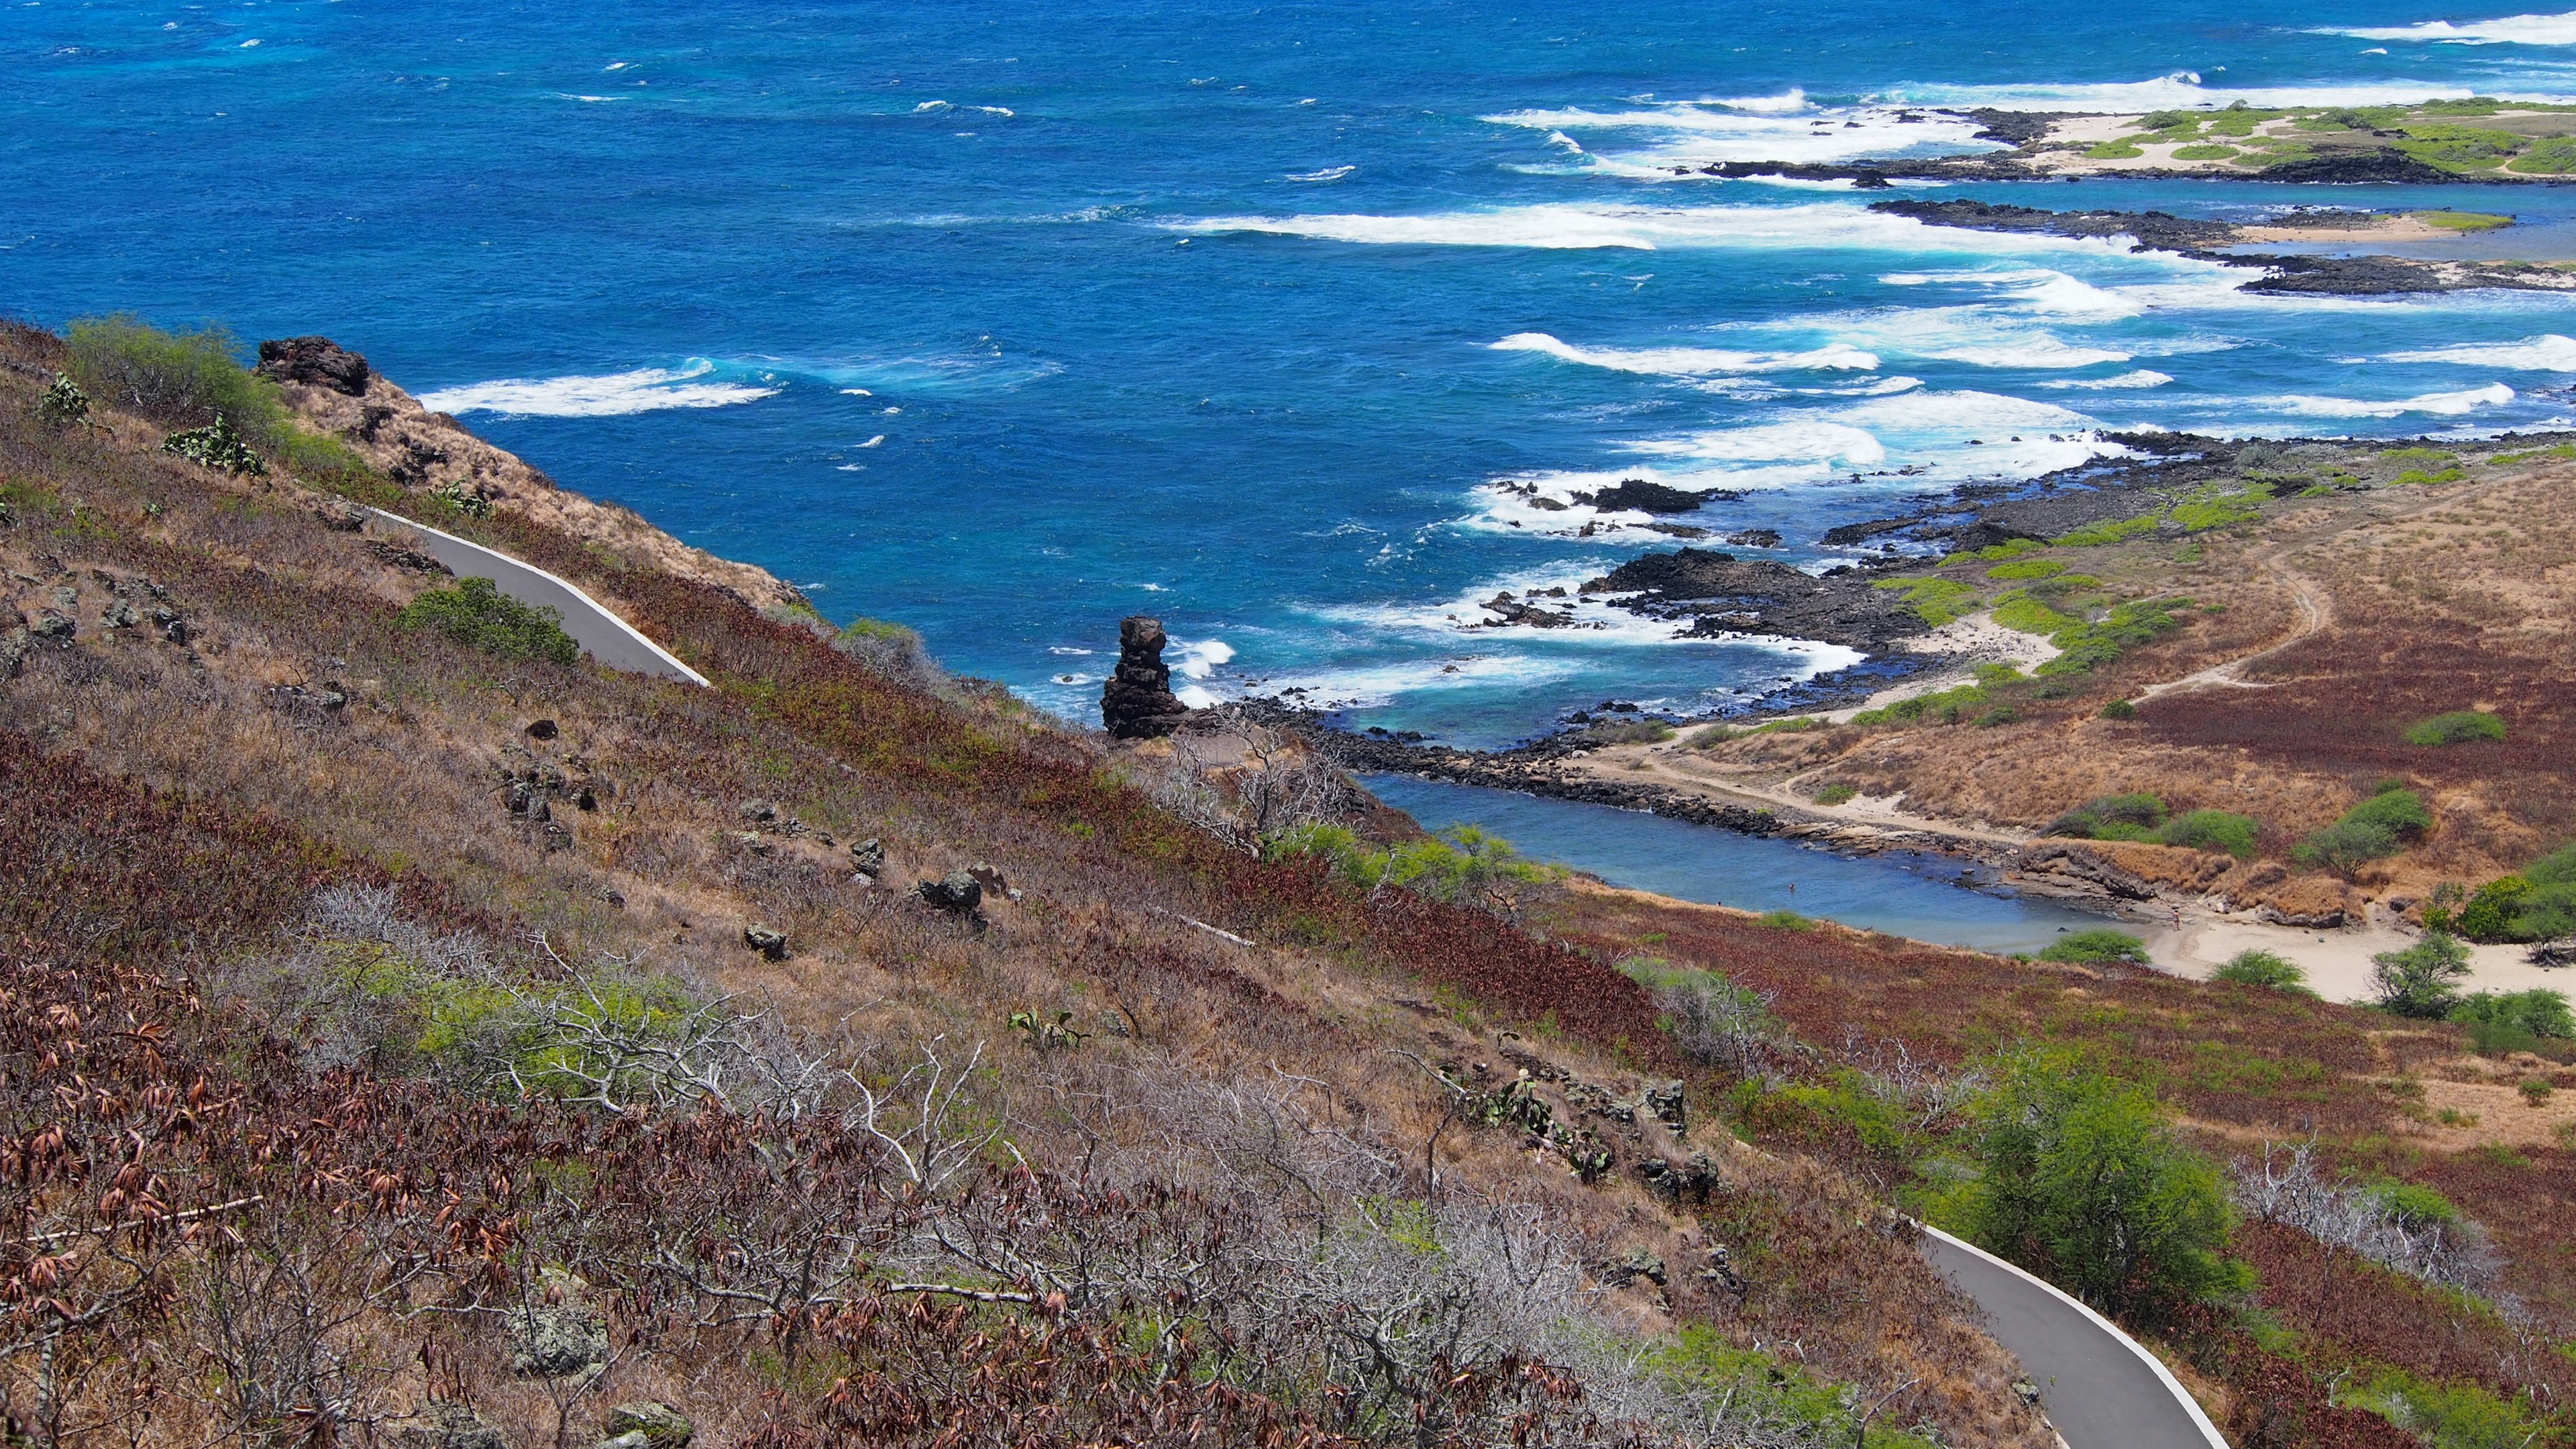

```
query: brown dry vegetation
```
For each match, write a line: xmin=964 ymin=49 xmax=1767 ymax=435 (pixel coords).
xmin=0 ymin=325 xmax=2061 ymax=1448
xmin=1689 ymin=450 xmax=2576 ymax=915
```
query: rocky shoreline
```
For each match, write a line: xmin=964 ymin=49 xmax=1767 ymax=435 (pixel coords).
xmin=1872 ymin=199 xmax=2576 ymax=297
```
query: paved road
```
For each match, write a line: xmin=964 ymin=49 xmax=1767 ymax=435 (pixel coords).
xmin=1919 ymin=1226 xmax=2228 ymax=1448
xmin=366 ymin=509 xmax=710 ymax=686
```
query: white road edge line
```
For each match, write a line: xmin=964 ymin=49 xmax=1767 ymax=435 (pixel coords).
xmin=1918 ymin=1223 xmax=2229 ymax=1448
xmin=367 ymin=507 xmax=712 ymax=688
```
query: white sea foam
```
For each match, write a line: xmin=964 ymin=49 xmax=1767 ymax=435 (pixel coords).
xmin=419 ymin=361 xmax=778 ymax=417
xmin=858 ymin=435 xmax=885 ymax=447
xmin=2043 ymin=370 xmax=2176 ymax=389
xmin=976 ymin=105 xmax=1014 ymax=116
xmin=1485 ymin=97 xmax=1996 ymax=168
xmin=2253 ymin=382 xmax=2516 ymax=418
xmin=2386 ymin=333 xmax=2576 ymax=369
xmin=1492 ymin=331 xmax=1879 ymax=374
xmin=1048 ymin=646 xmax=1095 ymax=655
xmin=1171 ymin=201 xmax=2141 ymax=256
xmin=1870 ymin=72 xmax=2550 ymax=111
xmin=913 ymin=99 xmax=952 ymax=112
xmin=1287 ymin=164 xmax=1356 ymax=181
xmin=1172 ymin=638 xmax=1236 ymax=681
xmin=2320 ymin=10 xmax=2576 ymax=45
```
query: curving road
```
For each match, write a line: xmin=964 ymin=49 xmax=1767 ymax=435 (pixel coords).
xmin=365 ymin=508 xmax=710 ymax=686
xmin=1919 ymin=1226 xmax=2228 ymax=1448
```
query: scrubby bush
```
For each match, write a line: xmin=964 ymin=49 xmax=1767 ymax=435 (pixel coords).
xmin=2450 ymin=987 xmax=2573 ymax=1041
xmin=395 ymin=576 xmax=582 ymax=665
xmin=2296 ymin=788 xmax=2432 ymax=875
xmin=2037 ymin=597 xmax=2188 ymax=675
xmin=2039 ymin=928 xmax=2152 ymax=965
xmin=2045 ymin=792 xmax=2165 ymax=842
xmin=1984 ymin=559 xmax=2063 ymax=581
xmin=2213 ymin=949 xmax=2309 ymax=993
xmin=36 ymin=372 xmax=90 ymax=428
xmin=2451 ymin=845 xmax=2576 ymax=943
xmin=1271 ymin=823 xmax=1560 ymax=907
xmin=1871 ymin=576 xmax=1977 ymax=627
xmin=2099 ymin=698 xmax=2137 ymax=720
xmin=2371 ymin=932 xmax=2472 ymax=1019
xmin=2405 ymin=710 xmax=2506 ymax=746
xmin=1812 ymin=782 xmax=1857 ymax=806
xmin=68 ymin=314 xmax=283 ymax=431
xmin=1850 ymin=681 xmax=1990 ymax=727
xmin=1956 ymin=1047 xmax=2247 ymax=1317
xmin=1756 ymin=909 xmax=1816 ymax=931
xmin=2157 ymin=809 xmax=2261 ymax=859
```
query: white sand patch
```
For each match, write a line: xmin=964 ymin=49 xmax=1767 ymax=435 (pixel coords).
xmin=2143 ymin=912 xmax=2565 ymax=1006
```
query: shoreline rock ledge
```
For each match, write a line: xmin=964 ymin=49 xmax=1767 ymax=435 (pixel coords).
xmin=1100 ymin=614 xmax=1193 ymax=739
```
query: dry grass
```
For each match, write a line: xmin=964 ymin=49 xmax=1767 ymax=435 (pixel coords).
xmin=0 ymin=327 xmax=2050 ymax=1447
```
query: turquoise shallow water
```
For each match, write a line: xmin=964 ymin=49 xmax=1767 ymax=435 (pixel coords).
xmin=1364 ymin=774 xmax=2115 ymax=955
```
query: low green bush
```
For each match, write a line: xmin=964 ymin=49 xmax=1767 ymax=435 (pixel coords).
xmin=2451 ymin=987 xmax=2575 ymax=1042
xmin=1992 ymin=592 xmax=2076 ymax=635
xmin=1813 ymin=782 xmax=1858 ymax=806
xmin=396 ymin=576 xmax=582 ymax=665
xmin=2405 ymin=710 xmax=2506 ymax=746
xmin=2046 ymin=792 xmax=2166 ymax=841
xmin=2171 ymin=143 xmax=2239 ymax=161
xmin=1872 ymin=576 xmax=1979 ymax=627
xmin=68 ymin=315 xmax=283 ymax=430
xmin=2455 ymin=843 xmax=2576 ymax=943
xmin=2296 ymin=788 xmax=2432 ymax=874
xmin=2085 ymin=140 xmax=2145 ymax=160
xmin=2336 ymin=1364 xmax=2553 ymax=1449
xmin=2371 ymin=931 xmax=2471 ymax=1018
xmin=2039 ymin=928 xmax=2152 ymax=965
xmin=2157 ymin=809 xmax=2261 ymax=859
xmin=1270 ymin=822 xmax=1560 ymax=905
xmin=2037 ymin=597 xmax=2189 ymax=676
xmin=162 ymin=413 xmax=266 ymax=476
xmin=2212 ymin=949 xmax=2310 ymax=993
xmin=2099 ymin=698 xmax=2138 ymax=720
xmin=1984 ymin=559 xmax=2064 ymax=581
xmin=1756 ymin=909 xmax=1815 ymax=931
xmin=1850 ymin=682 xmax=1989 ymax=727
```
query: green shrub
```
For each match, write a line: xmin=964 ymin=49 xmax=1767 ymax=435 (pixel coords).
xmin=2171 ymin=143 xmax=2239 ymax=161
xmin=2455 ymin=875 xmax=2534 ymax=941
xmin=1850 ymin=682 xmax=1989 ymax=727
xmin=2404 ymin=710 xmax=2506 ymax=746
xmin=2451 ymin=988 xmax=2574 ymax=1038
xmin=2371 ymin=932 xmax=2472 ymax=1018
xmin=1991 ymin=592 xmax=2076 ymax=635
xmin=1955 ymin=1046 xmax=2247 ymax=1316
xmin=2099 ymin=698 xmax=2138 ymax=720
xmin=396 ymin=576 xmax=582 ymax=665
xmin=2168 ymin=488 xmax=2265 ymax=532
xmin=2157 ymin=809 xmax=2260 ymax=859
xmin=2037 ymin=597 xmax=2188 ymax=676
xmin=2046 ymin=792 xmax=2166 ymax=841
xmin=1813 ymin=782 xmax=1858 ymax=806
xmin=2085 ymin=140 xmax=2145 ymax=160
xmin=1756 ymin=909 xmax=1815 ymax=931
xmin=1984 ymin=559 xmax=2064 ymax=581
xmin=2296 ymin=789 xmax=2432 ymax=874
xmin=2039 ymin=928 xmax=2152 ymax=965
xmin=2378 ymin=447 xmax=2458 ymax=466
xmin=2133 ymin=110 xmax=2204 ymax=133
xmin=1872 ymin=576 xmax=1979 ymax=627
xmin=1271 ymin=822 xmax=1560 ymax=905
xmin=2365 ymin=1179 xmax=2461 ymax=1229
xmin=2493 ymin=442 xmax=2576 ymax=464
xmin=68 ymin=315 xmax=284 ymax=431
xmin=2212 ymin=949 xmax=2310 ymax=993
xmin=2337 ymin=1364 xmax=2551 ymax=1449
xmin=2509 ymin=136 xmax=2576 ymax=174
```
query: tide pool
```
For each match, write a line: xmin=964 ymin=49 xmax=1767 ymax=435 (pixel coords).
xmin=1364 ymin=773 xmax=2117 ymax=955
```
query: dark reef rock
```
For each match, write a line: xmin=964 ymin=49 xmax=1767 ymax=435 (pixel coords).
xmin=1871 ymin=199 xmax=2235 ymax=251
xmin=2259 ymin=149 xmax=2457 ymax=185
xmin=1572 ymin=478 xmax=1707 ymax=515
xmin=1100 ymin=614 xmax=1194 ymax=739
xmin=1582 ymin=548 xmax=1919 ymax=651
xmin=255 ymin=336 xmax=372 ymax=396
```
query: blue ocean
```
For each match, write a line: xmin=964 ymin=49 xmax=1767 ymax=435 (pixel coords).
xmin=13 ymin=1 xmax=2576 ymax=749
